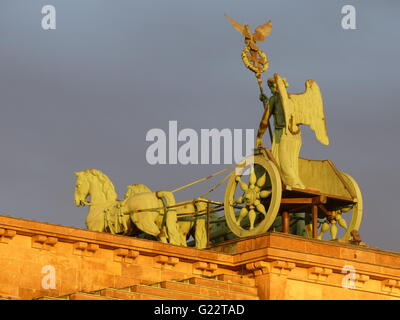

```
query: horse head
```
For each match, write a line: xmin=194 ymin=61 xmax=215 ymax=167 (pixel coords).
xmin=74 ymin=169 xmax=117 ymax=207
xmin=74 ymin=171 xmax=90 ymax=206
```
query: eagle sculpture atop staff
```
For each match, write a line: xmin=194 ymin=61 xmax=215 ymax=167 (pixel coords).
xmin=225 ymin=15 xmax=273 ymax=52
xmin=225 ymin=15 xmax=272 ymax=90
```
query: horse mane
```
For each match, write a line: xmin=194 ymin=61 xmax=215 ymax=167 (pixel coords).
xmin=78 ymin=169 xmax=118 ymax=202
xmin=124 ymin=184 xmax=152 ymax=199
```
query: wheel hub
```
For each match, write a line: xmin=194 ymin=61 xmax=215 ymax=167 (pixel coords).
xmin=244 ymin=188 xmax=258 ymax=206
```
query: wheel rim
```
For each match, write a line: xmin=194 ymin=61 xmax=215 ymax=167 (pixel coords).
xmin=339 ymin=173 xmax=363 ymax=240
xmin=224 ymin=154 xmax=282 ymax=237
xmin=316 ymin=172 xmax=363 ymax=241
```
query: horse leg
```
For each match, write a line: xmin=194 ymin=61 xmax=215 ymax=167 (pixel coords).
xmin=180 ymin=229 xmax=188 ymax=247
xmin=194 ymin=199 xmax=208 ymax=249
xmin=177 ymin=220 xmax=192 ymax=247
xmin=121 ymin=215 xmax=133 ymax=235
xmin=165 ymin=210 xmax=181 ymax=245
xmin=86 ymin=207 xmax=106 ymax=232
xmin=157 ymin=191 xmax=182 ymax=246
xmin=130 ymin=212 xmax=161 ymax=237
xmin=158 ymin=226 xmax=168 ymax=243
xmin=195 ymin=217 xmax=208 ymax=249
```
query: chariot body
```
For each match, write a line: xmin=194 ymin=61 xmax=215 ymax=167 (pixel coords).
xmin=222 ymin=148 xmax=362 ymax=241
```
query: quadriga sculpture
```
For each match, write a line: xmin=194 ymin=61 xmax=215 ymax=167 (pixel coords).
xmin=74 ymin=169 xmax=207 ymax=248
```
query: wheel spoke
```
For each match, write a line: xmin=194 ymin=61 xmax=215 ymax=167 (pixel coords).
xmin=330 ymin=221 xmax=338 ymax=239
xmin=256 ymin=203 xmax=267 ymax=216
xmin=248 ymin=209 xmax=256 ymax=229
xmin=233 ymin=196 xmax=244 ymax=205
xmin=249 ymin=167 xmax=257 ymax=186
xmin=236 ymin=207 xmax=248 ymax=225
xmin=336 ymin=213 xmax=348 ymax=230
xmin=235 ymin=176 xmax=248 ymax=191
xmin=260 ymin=190 xmax=272 ymax=198
xmin=317 ymin=221 xmax=329 ymax=240
xmin=256 ymin=173 xmax=266 ymax=188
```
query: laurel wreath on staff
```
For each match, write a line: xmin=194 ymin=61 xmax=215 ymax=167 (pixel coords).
xmin=241 ymin=47 xmax=269 ymax=80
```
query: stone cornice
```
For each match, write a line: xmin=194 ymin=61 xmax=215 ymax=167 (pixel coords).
xmin=0 ymin=214 xmax=399 ymax=296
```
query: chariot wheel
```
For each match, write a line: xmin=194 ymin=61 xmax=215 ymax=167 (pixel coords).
xmin=316 ymin=172 xmax=363 ymax=241
xmin=224 ymin=154 xmax=282 ymax=237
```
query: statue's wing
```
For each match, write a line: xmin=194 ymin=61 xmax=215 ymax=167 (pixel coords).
xmin=225 ymin=15 xmax=245 ymax=35
xmin=274 ymin=73 xmax=329 ymax=145
xmin=253 ymin=20 xmax=272 ymax=42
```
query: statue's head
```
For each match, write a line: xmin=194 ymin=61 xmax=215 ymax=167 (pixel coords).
xmin=268 ymin=77 xmax=289 ymax=93
xmin=267 ymin=78 xmax=277 ymax=93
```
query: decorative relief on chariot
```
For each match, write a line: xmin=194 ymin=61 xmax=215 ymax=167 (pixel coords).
xmin=74 ymin=17 xmax=363 ymax=247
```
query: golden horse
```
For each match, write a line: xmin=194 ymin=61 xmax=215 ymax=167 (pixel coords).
xmin=74 ymin=169 xmax=207 ymax=248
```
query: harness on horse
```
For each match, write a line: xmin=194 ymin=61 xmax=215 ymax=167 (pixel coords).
xmin=158 ymin=195 xmax=169 ymax=229
xmin=104 ymin=203 xmax=128 ymax=234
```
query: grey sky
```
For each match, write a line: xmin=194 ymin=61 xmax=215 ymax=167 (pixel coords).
xmin=0 ymin=0 xmax=399 ymax=251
